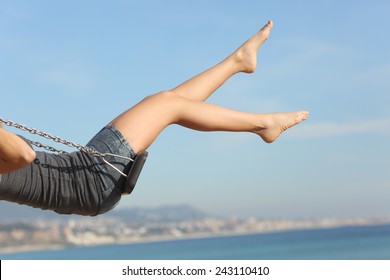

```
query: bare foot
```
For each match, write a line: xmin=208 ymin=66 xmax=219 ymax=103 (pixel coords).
xmin=255 ymin=111 xmax=309 ymax=143
xmin=233 ymin=20 xmax=273 ymax=73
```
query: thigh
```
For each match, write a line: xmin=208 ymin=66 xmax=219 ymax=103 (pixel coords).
xmin=109 ymin=91 xmax=180 ymax=153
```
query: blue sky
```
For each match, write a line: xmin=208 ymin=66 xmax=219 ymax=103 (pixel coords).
xmin=1 ymin=0 xmax=389 ymax=218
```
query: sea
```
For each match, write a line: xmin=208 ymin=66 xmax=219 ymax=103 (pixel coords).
xmin=1 ymin=224 xmax=390 ymax=260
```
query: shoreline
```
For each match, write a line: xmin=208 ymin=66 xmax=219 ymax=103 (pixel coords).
xmin=1 ymin=222 xmax=390 ymax=256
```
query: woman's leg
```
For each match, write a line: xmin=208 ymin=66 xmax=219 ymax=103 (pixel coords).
xmin=110 ymin=20 xmax=307 ymax=154
xmin=110 ymin=91 xmax=308 ymax=154
xmin=171 ymin=21 xmax=273 ymax=101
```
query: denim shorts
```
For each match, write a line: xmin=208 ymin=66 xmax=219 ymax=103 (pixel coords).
xmin=86 ymin=125 xmax=136 ymax=214
xmin=0 ymin=125 xmax=136 ymax=216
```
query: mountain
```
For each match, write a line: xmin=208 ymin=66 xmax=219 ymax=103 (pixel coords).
xmin=109 ymin=204 xmax=208 ymax=222
xmin=0 ymin=201 xmax=60 ymax=222
xmin=0 ymin=201 xmax=208 ymax=223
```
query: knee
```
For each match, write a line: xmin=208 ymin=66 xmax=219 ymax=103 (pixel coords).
xmin=142 ymin=90 xmax=183 ymax=122
xmin=153 ymin=90 xmax=180 ymax=101
xmin=144 ymin=90 xmax=182 ymax=106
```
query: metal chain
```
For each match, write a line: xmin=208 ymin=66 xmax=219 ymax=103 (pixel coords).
xmin=0 ymin=117 xmax=101 ymax=156
xmin=0 ymin=117 xmax=134 ymax=177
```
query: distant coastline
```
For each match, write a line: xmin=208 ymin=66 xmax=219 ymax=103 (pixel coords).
xmin=2 ymin=218 xmax=390 ymax=255
xmin=2 ymin=203 xmax=390 ymax=255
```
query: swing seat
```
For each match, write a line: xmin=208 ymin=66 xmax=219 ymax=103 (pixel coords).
xmin=123 ymin=151 xmax=148 ymax=195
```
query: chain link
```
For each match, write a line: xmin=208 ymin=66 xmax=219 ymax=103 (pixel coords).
xmin=0 ymin=117 xmax=103 ymax=156
xmin=0 ymin=117 xmax=137 ymax=177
